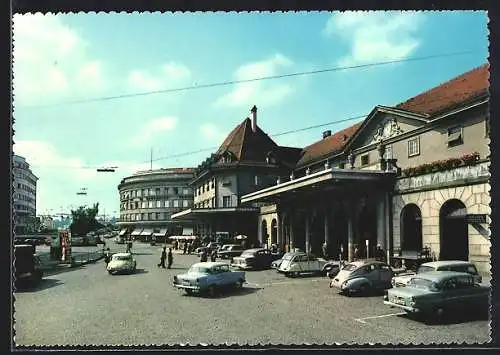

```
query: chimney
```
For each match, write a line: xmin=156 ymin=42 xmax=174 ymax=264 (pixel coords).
xmin=251 ymin=105 xmax=257 ymax=132
xmin=323 ymin=130 xmax=332 ymax=139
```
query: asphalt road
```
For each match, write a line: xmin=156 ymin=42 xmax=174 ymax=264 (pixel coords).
xmin=14 ymin=241 xmax=491 ymax=346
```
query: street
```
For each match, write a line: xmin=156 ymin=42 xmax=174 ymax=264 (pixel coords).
xmin=14 ymin=241 xmax=490 ymax=346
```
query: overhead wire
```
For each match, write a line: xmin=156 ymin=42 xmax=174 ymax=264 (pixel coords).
xmin=22 ymin=50 xmax=479 ymax=108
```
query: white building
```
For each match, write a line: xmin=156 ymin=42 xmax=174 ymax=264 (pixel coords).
xmin=13 ymin=154 xmax=38 ymax=234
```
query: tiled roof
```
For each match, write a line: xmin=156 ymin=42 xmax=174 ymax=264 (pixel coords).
xmin=275 ymin=146 xmax=304 ymax=168
xmin=215 ymin=117 xmax=278 ymax=162
xmin=395 ymin=63 xmax=489 ymax=115
xmin=295 ymin=122 xmax=363 ymax=167
xmin=295 ymin=63 xmax=490 ymax=168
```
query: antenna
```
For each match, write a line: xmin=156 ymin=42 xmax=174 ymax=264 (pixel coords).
xmin=150 ymin=147 xmax=153 ymax=170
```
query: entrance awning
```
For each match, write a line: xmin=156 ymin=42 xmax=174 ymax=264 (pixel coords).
xmin=171 ymin=207 xmax=259 ymax=220
xmin=241 ymin=168 xmax=397 ymax=204
xmin=131 ymin=229 xmax=143 ymax=236
xmin=140 ymin=229 xmax=153 ymax=236
xmin=118 ymin=229 xmax=127 ymax=236
xmin=153 ymin=228 xmax=168 ymax=237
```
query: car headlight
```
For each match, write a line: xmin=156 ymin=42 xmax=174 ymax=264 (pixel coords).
xmin=409 ymin=297 xmax=416 ymax=307
xmin=391 ymin=279 xmax=396 ymax=286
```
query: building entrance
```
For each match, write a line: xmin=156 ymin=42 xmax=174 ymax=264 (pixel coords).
xmin=439 ymin=199 xmax=469 ymax=261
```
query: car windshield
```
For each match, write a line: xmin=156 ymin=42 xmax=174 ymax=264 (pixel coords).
xmin=342 ymin=263 xmax=358 ymax=271
xmin=416 ymin=265 xmax=436 ymax=274
xmin=113 ymin=255 xmax=131 ymax=261
xmin=407 ymin=277 xmax=439 ymax=291
xmin=282 ymin=253 xmax=294 ymax=261
xmin=189 ymin=266 xmax=211 ymax=274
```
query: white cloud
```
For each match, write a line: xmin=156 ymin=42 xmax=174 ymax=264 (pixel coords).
xmin=199 ymin=123 xmax=227 ymax=142
xmin=14 ymin=140 xmax=98 ymax=181
xmin=13 ymin=14 xmax=108 ymax=105
xmin=132 ymin=116 xmax=178 ymax=147
xmin=214 ymin=54 xmax=295 ymax=108
xmin=324 ymin=11 xmax=424 ymax=67
xmin=128 ymin=61 xmax=191 ymax=92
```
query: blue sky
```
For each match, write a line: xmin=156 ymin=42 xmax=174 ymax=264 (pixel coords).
xmin=12 ymin=11 xmax=488 ymax=218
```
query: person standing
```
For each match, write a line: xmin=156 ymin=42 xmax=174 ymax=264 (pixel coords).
xmin=104 ymin=248 xmax=111 ymax=268
xmin=210 ymin=248 xmax=217 ymax=262
xmin=167 ymin=248 xmax=173 ymax=269
xmin=158 ymin=246 xmax=167 ymax=268
xmin=183 ymin=241 xmax=188 ymax=255
xmin=200 ymin=249 xmax=208 ymax=262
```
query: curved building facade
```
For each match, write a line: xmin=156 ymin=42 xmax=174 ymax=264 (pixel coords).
xmin=13 ymin=154 xmax=38 ymax=234
xmin=117 ymin=168 xmax=195 ymax=240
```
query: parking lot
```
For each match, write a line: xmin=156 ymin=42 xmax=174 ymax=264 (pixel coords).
xmin=14 ymin=241 xmax=490 ymax=346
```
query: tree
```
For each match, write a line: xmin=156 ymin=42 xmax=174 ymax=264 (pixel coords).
xmin=69 ymin=203 xmax=105 ymax=236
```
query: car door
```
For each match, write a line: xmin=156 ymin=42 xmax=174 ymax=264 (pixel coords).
xmin=439 ymin=277 xmax=465 ymax=311
xmin=306 ymin=255 xmax=319 ymax=273
xmin=210 ymin=266 xmax=225 ymax=286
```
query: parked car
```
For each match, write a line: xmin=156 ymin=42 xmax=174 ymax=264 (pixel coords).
xmin=330 ymin=260 xmax=393 ymax=296
xmin=231 ymin=248 xmax=279 ymax=270
xmin=107 ymin=253 xmax=137 ymax=275
xmin=384 ymin=271 xmax=490 ymax=320
xmin=324 ymin=260 xmax=345 ymax=278
xmin=391 ymin=260 xmax=482 ymax=287
xmin=218 ymin=244 xmax=244 ymax=259
xmin=278 ymin=252 xmax=329 ymax=277
xmin=14 ymin=244 xmax=43 ymax=289
xmin=271 ymin=252 xmax=293 ymax=269
xmin=173 ymin=262 xmax=246 ymax=297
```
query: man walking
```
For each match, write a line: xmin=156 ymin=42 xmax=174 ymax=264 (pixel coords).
xmin=167 ymin=248 xmax=173 ymax=269
xmin=104 ymin=248 xmax=111 ymax=268
xmin=158 ymin=246 xmax=167 ymax=268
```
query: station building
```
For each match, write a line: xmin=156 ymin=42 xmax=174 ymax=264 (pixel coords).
xmin=241 ymin=64 xmax=491 ymax=275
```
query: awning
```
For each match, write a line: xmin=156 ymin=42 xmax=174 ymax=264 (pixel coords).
xmin=446 ymin=208 xmax=468 ymax=219
xmin=153 ymin=228 xmax=168 ymax=237
xmin=131 ymin=229 xmax=143 ymax=236
xmin=241 ymin=168 xmax=397 ymax=204
xmin=118 ymin=229 xmax=127 ymax=236
xmin=171 ymin=207 xmax=259 ymax=220
xmin=140 ymin=229 xmax=153 ymax=236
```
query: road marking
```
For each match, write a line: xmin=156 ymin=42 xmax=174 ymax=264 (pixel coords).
xmin=354 ymin=312 xmax=407 ymax=324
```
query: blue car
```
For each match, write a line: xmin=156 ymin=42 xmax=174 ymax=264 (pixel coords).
xmin=173 ymin=262 xmax=246 ymax=297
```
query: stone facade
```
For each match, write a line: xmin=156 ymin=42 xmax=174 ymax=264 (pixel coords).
xmin=393 ymin=161 xmax=491 ymax=274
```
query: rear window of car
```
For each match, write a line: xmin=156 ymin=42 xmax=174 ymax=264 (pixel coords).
xmin=417 ymin=265 xmax=436 ymax=274
xmin=113 ymin=255 xmax=131 ymax=261
xmin=342 ymin=263 xmax=358 ymax=271
xmin=448 ymin=264 xmax=478 ymax=275
xmin=241 ymin=251 xmax=255 ymax=257
xmin=282 ymin=253 xmax=294 ymax=260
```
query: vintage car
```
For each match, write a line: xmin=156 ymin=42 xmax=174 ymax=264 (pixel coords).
xmin=384 ymin=271 xmax=490 ymax=320
xmin=173 ymin=262 xmax=246 ymax=296
xmin=278 ymin=252 xmax=328 ymax=277
xmin=217 ymin=244 xmax=244 ymax=259
xmin=391 ymin=260 xmax=482 ymax=287
xmin=330 ymin=260 xmax=393 ymax=295
xmin=107 ymin=252 xmax=137 ymax=275
xmin=271 ymin=252 xmax=293 ymax=269
xmin=231 ymin=248 xmax=280 ymax=270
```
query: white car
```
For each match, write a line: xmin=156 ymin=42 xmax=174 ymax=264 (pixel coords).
xmin=107 ymin=252 xmax=137 ymax=275
xmin=278 ymin=252 xmax=328 ymax=277
xmin=330 ymin=260 xmax=393 ymax=295
xmin=391 ymin=260 xmax=482 ymax=287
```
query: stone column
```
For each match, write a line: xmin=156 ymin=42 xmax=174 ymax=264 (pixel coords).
xmin=289 ymin=212 xmax=295 ymax=252
xmin=376 ymin=197 xmax=387 ymax=251
xmin=324 ymin=208 xmax=329 ymax=257
xmin=305 ymin=213 xmax=310 ymax=254
xmin=277 ymin=212 xmax=282 ymax=251
xmin=347 ymin=214 xmax=354 ymax=262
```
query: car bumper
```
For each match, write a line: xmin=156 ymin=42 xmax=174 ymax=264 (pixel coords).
xmin=383 ymin=301 xmax=420 ymax=313
xmin=173 ymin=283 xmax=201 ymax=291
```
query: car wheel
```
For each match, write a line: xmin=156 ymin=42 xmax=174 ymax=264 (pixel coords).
xmin=108 ymin=270 xmax=113 ymax=275
xmin=185 ymin=289 xmax=193 ymax=295
xmin=293 ymin=271 xmax=300 ymax=278
xmin=234 ymin=279 xmax=243 ymax=289
xmin=207 ymin=285 xmax=217 ymax=297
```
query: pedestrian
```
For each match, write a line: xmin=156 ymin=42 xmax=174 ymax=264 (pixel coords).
xmin=375 ymin=244 xmax=385 ymax=262
xmin=353 ymin=244 xmax=360 ymax=261
xmin=104 ymin=248 xmax=111 ymax=268
xmin=167 ymin=248 xmax=173 ymax=269
xmin=183 ymin=241 xmax=188 ymax=255
xmin=200 ymin=249 xmax=208 ymax=262
xmin=210 ymin=248 xmax=217 ymax=262
xmin=158 ymin=246 xmax=167 ymax=268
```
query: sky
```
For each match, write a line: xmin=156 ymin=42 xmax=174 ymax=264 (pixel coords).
xmin=12 ymin=11 xmax=489 ymax=218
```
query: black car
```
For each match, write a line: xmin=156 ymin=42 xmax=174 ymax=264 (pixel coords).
xmin=230 ymin=248 xmax=281 ymax=270
xmin=218 ymin=244 xmax=244 ymax=259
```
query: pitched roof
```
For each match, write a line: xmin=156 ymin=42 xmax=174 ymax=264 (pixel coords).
xmin=295 ymin=122 xmax=363 ymax=167
xmin=395 ymin=63 xmax=489 ymax=115
xmin=215 ymin=118 xmax=279 ymax=162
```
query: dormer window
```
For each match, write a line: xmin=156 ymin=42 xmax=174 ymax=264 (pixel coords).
xmin=447 ymin=126 xmax=463 ymax=147
xmin=266 ymin=152 xmax=277 ymax=165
